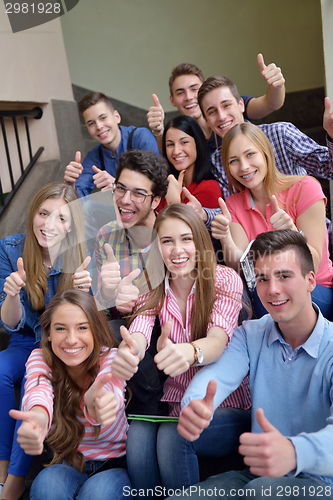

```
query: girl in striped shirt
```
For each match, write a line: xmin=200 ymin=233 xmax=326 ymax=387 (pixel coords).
xmin=10 ymin=290 xmax=132 ymax=500
xmin=111 ymin=204 xmax=250 ymax=495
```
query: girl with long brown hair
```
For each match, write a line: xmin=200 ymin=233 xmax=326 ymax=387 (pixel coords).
xmin=10 ymin=290 xmax=131 ymax=500
xmin=0 ymin=182 xmax=91 ymax=500
xmin=111 ymin=204 xmax=249 ymax=494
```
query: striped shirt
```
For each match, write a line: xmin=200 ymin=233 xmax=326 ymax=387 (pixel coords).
xmin=205 ymin=122 xmax=333 ymax=227
xmin=22 ymin=348 xmax=128 ymax=460
xmin=129 ymin=265 xmax=251 ymax=416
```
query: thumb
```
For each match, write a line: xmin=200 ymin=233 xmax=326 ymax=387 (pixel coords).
xmin=91 ymin=373 xmax=112 ymax=397
xmin=75 ymin=151 xmax=81 ymax=164
xmin=257 ymin=53 xmax=266 ymax=72
xmin=17 ymin=257 xmax=26 ymax=282
xmin=75 ymin=256 xmax=91 ymax=273
xmin=121 ymin=268 xmax=141 ymax=285
xmin=270 ymin=195 xmax=279 ymax=214
xmin=152 ymin=93 xmax=160 ymax=107
xmin=182 ymin=186 xmax=196 ymax=203
xmin=119 ymin=325 xmax=136 ymax=352
xmin=178 ymin=170 xmax=186 ymax=187
xmin=324 ymin=96 xmax=332 ymax=116
xmin=256 ymin=408 xmax=276 ymax=433
xmin=105 ymin=243 xmax=118 ymax=264
xmin=9 ymin=409 xmax=37 ymax=425
xmin=92 ymin=165 xmax=101 ymax=174
xmin=203 ymin=380 xmax=217 ymax=406
xmin=218 ymin=197 xmax=230 ymax=218
xmin=158 ymin=320 xmax=172 ymax=350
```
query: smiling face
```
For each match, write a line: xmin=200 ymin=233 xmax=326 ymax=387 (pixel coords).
xmin=33 ymin=197 xmax=71 ymax=256
xmin=82 ymin=102 xmax=121 ymax=152
xmin=165 ymin=127 xmax=197 ymax=174
xmin=201 ymin=86 xmax=245 ymax=138
xmin=114 ymin=168 xmax=160 ymax=228
xmin=158 ymin=217 xmax=197 ymax=281
xmin=48 ymin=303 xmax=94 ymax=382
xmin=170 ymin=74 xmax=203 ymax=120
xmin=227 ymin=134 xmax=267 ymax=193
xmin=255 ymin=250 xmax=316 ymax=327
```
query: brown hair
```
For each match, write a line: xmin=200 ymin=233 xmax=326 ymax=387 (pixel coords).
xmin=169 ymin=63 xmax=205 ymax=96
xmin=198 ymin=75 xmax=241 ymax=118
xmin=40 ymin=290 xmax=116 ymax=472
xmin=78 ymin=92 xmax=115 ymax=115
xmin=22 ymin=182 xmax=87 ymax=311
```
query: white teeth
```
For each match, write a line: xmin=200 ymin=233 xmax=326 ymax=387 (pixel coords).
xmin=171 ymin=258 xmax=188 ymax=264
xmin=63 ymin=348 xmax=83 ymax=354
xmin=41 ymin=230 xmax=56 ymax=237
xmin=185 ymin=104 xmax=197 ymax=109
xmin=219 ymin=122 xmax=232 ymax=129
xmin=99 ymin=131 xmax=108 ymax=138
xmin=120 ymin=208 xmax=134 ymax=213
xmin=174 ymin=157 xmax=187 ymax=161
xmin=242 ymin=171 xmax=256 ymax=180
xmin=271 ymin=300 xmax=287 ymax=306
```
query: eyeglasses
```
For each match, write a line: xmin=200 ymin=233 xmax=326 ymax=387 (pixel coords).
xmin=112 ymin=184 xmax=154 ymax=204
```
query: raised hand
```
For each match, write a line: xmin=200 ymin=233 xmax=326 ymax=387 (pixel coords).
xmin=64 ymin=151 xmax=83 ymax=184
xmin=269 ymin=195 xmax=296 ymax=231
xmin=154 ymin=321 xmax=190 ymax=377
xmin=323 ymin=96 xmax=333 ymax=140
xmin=182 ymin=187 xmax=206 ymax=221
xmin=100 ymin=244 xmax=121 ymax=300
xmin=111 ymin=325 xmax=141 ymax=380
xmin=4 ymin=257 xmax=26 ymax=297
xmin=211 ymin=198 xmax=232 ymax=240
xmin=9 ymin=408 xmax=49 ymax=455
xmin=92 ymin=165 xmax=115 ymax=191
xmin=177 ymin=380 xmax=217 ymax=442
xmin=165 ymin=170 xmax=186 ymax=205
xmin=257 ymin=53 xmax=285 ymax=89
xmin=73 ymin=256 xmax=92 ymax=292
xmin=84 ymin=373 xmax=118 ymax=426
xmin=116 ymin=268 xmax=141 ymax=314
xmin=147 ymin=94 xmax=165 ymax=137
xmin=239 ymin=408 xmax=296 ymax=477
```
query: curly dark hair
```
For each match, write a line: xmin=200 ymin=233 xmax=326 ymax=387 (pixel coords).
xmin=115 ymin=149 xmax=169 ymax=200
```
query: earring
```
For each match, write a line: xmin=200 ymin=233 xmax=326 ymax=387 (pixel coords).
xmin=68 ymin=228 xmax=72 ymax=233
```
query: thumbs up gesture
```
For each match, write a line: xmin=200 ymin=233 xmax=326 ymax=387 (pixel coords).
xmin=182 ymin=187 xmax=207 ymax=221
xmin=92 ymin=165 xmax=115 ymax=191
xmin=111 ymin=325 xmax=142 ymax=380
xmin=100 ymin=244 xmax=122 ymax=300
xmin=147 ymin=94 xmax=165 ymax=137
xmin=211 ymin=198 xmax=232 ymax=240
xmin=73 ymin=256 xmax=92 ymax=292
xmin=115 ymin=268 xmax=141 ymax=314
xmin=166 ymin=170 xmax=186 ymax=205
xmin=269 ymin=195 xmax=296 ymax=231
xmin=4 ymin=257 xmax=26 ymax=297
xmin=177 ymin=380 xmax=217 ymax=441
xmin=154 ymin=321 xmax=190 ymax=377
xmin=9 ymin=408 xmax=49 ymax=455
xmin=323 ymin=96 xmax=333 ymax=140
xmin=238 ymin=408 xmax=296 ymax=477
xmin=84 ymin=373 xmax=118 ymax=426
xmin=64 ymin=151 xmax=83 ymax=184
xmin=257 ymin=53 xmax=285 ymax=89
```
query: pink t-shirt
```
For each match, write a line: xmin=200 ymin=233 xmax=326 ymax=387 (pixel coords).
xmin=226 ymin=176 xmax=333 ymax=287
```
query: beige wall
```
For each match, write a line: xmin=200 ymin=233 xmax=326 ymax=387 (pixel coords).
xmin=60 ymin=0 xmax=325 ymax=112
xmin=0 ymin=6 xmax=75 ymax=191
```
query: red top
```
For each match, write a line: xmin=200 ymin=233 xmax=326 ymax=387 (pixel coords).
xmin=158 ymin=179 xmax=222 ymax=212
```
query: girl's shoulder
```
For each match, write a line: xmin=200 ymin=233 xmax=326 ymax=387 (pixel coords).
xmin=0 ymin=233 xmax=25 ymax=252
xmin=215 ymin=264 xmax=243 ymax=287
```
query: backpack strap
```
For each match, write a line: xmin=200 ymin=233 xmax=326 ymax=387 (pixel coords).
xmin=127 ymin=127 xmax=137 ymax=150
xmin=98 ymin=127 xmax=137 ymax=171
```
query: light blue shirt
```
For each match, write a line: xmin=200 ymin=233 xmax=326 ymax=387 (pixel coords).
xmin=182 ymin=307 xmax=333 ymax=486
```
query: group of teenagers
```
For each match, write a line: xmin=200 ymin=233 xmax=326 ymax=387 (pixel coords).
xmin=1 ymin=54 xmax=333 ymax=500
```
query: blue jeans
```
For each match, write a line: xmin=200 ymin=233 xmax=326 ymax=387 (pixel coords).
xmin=0 ymin=332 xmax=36 ymax=475
xmin=167 ymin=470 xmax=333 ymax=499
xmin=30 ymin=458 xmax=132 ymax=500
xmin=126 ymin=408 xmax=251 ymax=494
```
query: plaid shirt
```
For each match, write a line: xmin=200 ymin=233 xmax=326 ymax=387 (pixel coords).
xmin=205 ymin=121 xmax=333 ymax=227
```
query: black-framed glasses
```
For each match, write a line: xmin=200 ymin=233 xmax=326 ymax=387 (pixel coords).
xmin=112 ymin=184 xmax=154 ymax=204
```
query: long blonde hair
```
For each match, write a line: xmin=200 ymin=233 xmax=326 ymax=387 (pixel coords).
xmin=221 ymin=123 xmax=304 ymax=198
xmin=130 ymin=204 xmax=219 ymax=341
xmin=22 ymin=182 xmax=87 ymax=310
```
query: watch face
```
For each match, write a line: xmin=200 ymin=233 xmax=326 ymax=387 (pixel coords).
xmin=197 ymin=348 xmax=204 ymax=364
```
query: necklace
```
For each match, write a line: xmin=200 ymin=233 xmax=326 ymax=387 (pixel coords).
xmin=43 ymin=262 xmax=52 ymax=269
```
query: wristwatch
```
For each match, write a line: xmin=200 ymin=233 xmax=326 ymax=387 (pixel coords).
xmin=190 ymin=342 xmax=204 ymax=367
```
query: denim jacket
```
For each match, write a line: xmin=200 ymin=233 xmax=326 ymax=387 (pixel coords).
xmin=0 ymin=234 xmax=61 ymax=343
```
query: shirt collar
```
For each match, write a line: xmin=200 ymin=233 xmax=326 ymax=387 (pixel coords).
xmin=268 ymin=304 xmax=324 ymax=358
xmin=164 ymin=271 xmax=196 ymax=296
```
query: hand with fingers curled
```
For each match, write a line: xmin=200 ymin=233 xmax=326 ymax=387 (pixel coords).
xmin=72 ymin=256 xmax=92 ymax=292
xmin=211 ymin=198 xmax=232 ymax=240
xmin=182 ymin=187 xmax=207 ymax=221
xmin=165 ymin=171 xmax=186 ymax=206
xmin=4 ymin=257 xmax=26 ymax=297
xmin=84 ymin=373 xmax=118 ymax=426
xmin=111 ymin=326 xmax=142 ymax=381
xmin=269 ymin=195 xmax=297 ymax=231
xmin=257 ymin=53 xmax=285 ymax=89
xmin=177 ymin=380 xmax=217 ymax=442
xmin=9 ymin=408 xmax=49 ymax=455
xmin=147 ymin=94 xmax=165 ymax=137
xmin=92 ymin=165 xmax=115 ymax=191
xmin=64 ymin=151 xmax=83 ymax=184
xmin=100 ymin=244 xmax=122 ymax=300
xmin=154 ymin=321 xmax=190 ymax=377
xmin=115 ymin=268 xmax=141 ymax=314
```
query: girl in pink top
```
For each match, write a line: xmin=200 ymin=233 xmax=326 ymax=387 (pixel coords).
xmin=10 ymin=290 xmax=131 ymax=500
xmin=211 ymin=122 xmax=333 ymax=319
